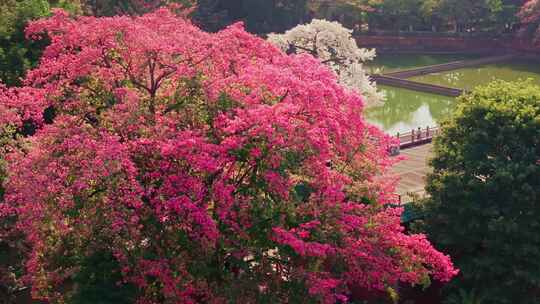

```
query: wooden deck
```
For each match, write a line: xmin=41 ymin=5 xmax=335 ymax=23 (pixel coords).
xmin=391 ymin=126 xmax=440 ymax=150
xmin=390 ymin=143 xmax=434 ymax=203
xmin=389 ymin=128 xmax=440 ymax=203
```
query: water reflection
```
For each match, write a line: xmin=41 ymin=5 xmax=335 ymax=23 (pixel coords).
xmin=410 ymin=60 xmax=540 ymax=90
xmin=365 ymin=56 xmax=540 ymax=135
xmin=365 ymin=85 xmax=455 ymax=134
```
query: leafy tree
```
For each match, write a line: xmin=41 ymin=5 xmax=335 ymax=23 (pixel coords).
xmin=427 ymin=0 xmax=523 ymax=33
xmin=493 ymin=0 xmax=524 ymax=33
xmin=0 ymin=0 xmax=82 ymax=86
xmin=191 ymin=0 xmax=528 ymax=35
xmin=420 ymin=80 xmax=540 ymax=304
xmin=369 ymin=0 xmax=426 ymax=31
xmin=0 ymin=8 xmax=457 ymax=303
xmin=0 ymin=0 xmax=50 ymax=86
xmin=307 ymin=0 xmax=376 ymax=31
xmin=194 ymin=0 xmax=308 ymax=33
xmin=82 ymin=0 xmax=194 ymax=16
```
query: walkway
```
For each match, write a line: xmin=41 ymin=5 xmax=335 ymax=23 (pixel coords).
xmin=383 ymin=54 xmax=516 ymax=79
xmin=370 ymin=53 xmax=517 ymax=96
xmin=371 ymin=74 xmax=463 ymax=96
xmin=390 ymin=143 xmax=434 ymax=203
xmin=396 ymin=126 xmax=439 ymax=149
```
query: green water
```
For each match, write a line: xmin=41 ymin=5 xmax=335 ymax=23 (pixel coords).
xmin=366 ymin=53 xmax=481 ymax=74
xmin=409 ymin=60 xmax=540 ymax=90
xmin=365 ymin=85 xmax=456 ymax=135
xmin=365 ymin=55 xmax=540 ymax=135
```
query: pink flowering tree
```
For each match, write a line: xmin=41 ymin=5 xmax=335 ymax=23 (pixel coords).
xmin=0 ymin=83 xmax=49 ymax=300
xmin=0 ymin=8 xmax=457 ymax=303
xmin=519 ymin=0 xmax=540 ymax=46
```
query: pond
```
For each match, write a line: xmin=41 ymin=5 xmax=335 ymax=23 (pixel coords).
xmin=409 ymin=60 xmax=540 ymax=90
xmin=365 ymin=85 xmax=456 ymax=135
xmin=366 ymin=53 xmax=481 ymax=74
xmin=366 ymin=55 xmax=540 ymax=135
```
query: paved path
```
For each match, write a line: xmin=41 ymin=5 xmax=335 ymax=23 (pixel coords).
xmin=389 ymin=144 xmax=434 ymax=203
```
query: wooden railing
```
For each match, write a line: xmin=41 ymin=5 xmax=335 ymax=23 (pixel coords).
xmin=390 ymin=126 xmax=440 ymax=152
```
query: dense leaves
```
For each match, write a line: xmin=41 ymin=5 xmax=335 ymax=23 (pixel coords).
xmin=420 ymin=81 xmax=540 ymax=304
xmin=284 ymin=0 xmax=526 ymax=34
xmin=0 ymin=0 xmax=50 ymax=86
xmin=0 ymin=8 xmax=457 ymax=303
xmin=417 ymin=0 xmax=522 ymax=33
xmin=193 ymin=0 xmax=309 ymax=33
xmin=83 ymin=0 xmax=195 ymax=16
xmin=0 ymin=0 xmax=84 ymax=87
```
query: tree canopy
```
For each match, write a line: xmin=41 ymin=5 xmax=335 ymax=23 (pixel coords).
xmin=420 ymin=80 xmax=540 ymax=304
xmin=194 ymin=0 xmax=309 ymax=33
xmin=0 ymin=8 xmax=456 ymax=303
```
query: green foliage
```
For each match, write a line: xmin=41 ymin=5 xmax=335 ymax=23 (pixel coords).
xmin=446 ymin=288 xmax=487 ymax=304
xmin=368 ymin=0 xmax=426 ymax=31
xmin=68 ymin=251 xmax=138 ymax=304
xmin=0 ymin=0 xmax=84 ymax=86
xmin=194 ymin=0 xmax=308 ymax=33
xmin=363 ymin=0 xmax=522 ymax=32
xmin=433 ymin=0 xmax=519 ymax=33
xmin=421 ymin=80 xmax=540 ymax=304
xmin=195 ymin=0 xmax=525 ymax=37
xmin=0 ymin=0 xmax=50 ymax=86
xmin=83 ymin=0 xmax=164 ymax=16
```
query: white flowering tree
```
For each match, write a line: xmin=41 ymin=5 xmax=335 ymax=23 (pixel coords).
xmin=268 ymin=19 xmax=383 ymax=106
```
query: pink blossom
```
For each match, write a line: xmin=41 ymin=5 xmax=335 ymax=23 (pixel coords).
xmin=0 ymin=8 xmax=457 ymax=303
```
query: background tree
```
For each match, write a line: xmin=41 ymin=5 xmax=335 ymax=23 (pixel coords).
xmin=369 ymin=0 xmax=426 ymax=31
xmin=307 ymin=0 xmax=377 ymax=31
xmin=0 ymin=0 xmax=50 ymax=86
xmin=419 ymin=80 xmax=540 ymax=304
xmin=493 ymin=0 xmax=525 ymax=34
xmin=190 ymin=0 xmax=533 ymax=39
xmin=194 ymin=0 xmax=308 ymax=33
xmin=82 ymin=0 xmax=195 ymax=16
xmin=268 ymin=19 xmax=383 ymax=106
xmin=428 ymin=0 xmax=525 ymax=33
xmin=519 ymin=0 xmax=540 ymax=45
xmin=0 ymin=0 xmax=83 ymax=86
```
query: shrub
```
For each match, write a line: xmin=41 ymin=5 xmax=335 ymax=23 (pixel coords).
xmin=421 ymin=80 xmax=540 ymax=304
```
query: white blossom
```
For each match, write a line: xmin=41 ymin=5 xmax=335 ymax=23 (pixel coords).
xmin=268 ymin=19 xmax=384 ymax=106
